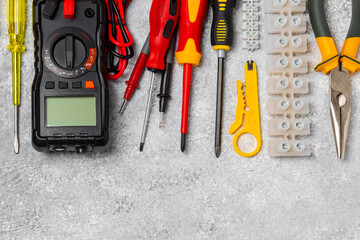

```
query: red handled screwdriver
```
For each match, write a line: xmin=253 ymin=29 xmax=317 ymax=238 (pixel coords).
xmin=120 ymin=35 xmax=150 ymax=114
xmin=140 ymin=0 xmax=180 ymax=152
xmin=176 ymin=0 xmax=208 ymax=152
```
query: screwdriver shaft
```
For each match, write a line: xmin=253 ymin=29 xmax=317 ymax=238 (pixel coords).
xmin=140 ymin=72 xmax=156 ymax=151
xmin=180 ymin=64 xmax=192 ymax=152
xmin=14 ymin=106 xmax=19 ymax=154
xmin=215 ymin=50 xmax=225 ymax=158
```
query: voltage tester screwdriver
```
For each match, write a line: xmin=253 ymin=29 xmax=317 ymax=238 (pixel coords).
xmin=120 ymin=35 xmax=150 ymax=114
xmin=140 ymin=0 xmax=180 ymax=152
xmin=211 ymin=0 xmax=236 ymax=158
xmin=176 ymin=0 xmax=208 ymax=152
xmin=7 ymin=0 xmax=26 ymax=154
xmin=159 ymin=34 xmax=177 ymax=128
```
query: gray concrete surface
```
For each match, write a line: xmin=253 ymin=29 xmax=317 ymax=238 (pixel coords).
xmin=1 ymin=0 xmax=360 ymax=239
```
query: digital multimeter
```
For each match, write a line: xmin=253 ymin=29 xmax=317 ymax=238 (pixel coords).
xmin=32 ymin=0 xmax=109 ymax=153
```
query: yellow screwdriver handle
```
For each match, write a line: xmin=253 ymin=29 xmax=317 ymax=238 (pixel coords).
xmin=7 ymin=0 xmax=26 ymax=106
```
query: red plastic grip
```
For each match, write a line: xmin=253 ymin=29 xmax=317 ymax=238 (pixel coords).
xmin=124 ymin=53 xmax=149 ymax=100
xmin=146 ymin=0 xmax=180 ymax=71
xmin=176 ymin=0 xmax=208 ymax=65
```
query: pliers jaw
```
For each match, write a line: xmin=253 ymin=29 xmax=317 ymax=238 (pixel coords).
xmin=329 ymin=68 xmax=351 ymax=159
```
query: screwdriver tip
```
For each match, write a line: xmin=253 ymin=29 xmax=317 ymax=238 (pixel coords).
xmin=14 ymin=140 xmax=19 ymax=154
xmin=181 ymin=133 xmax=186 ymax=152
xmin=140 ymin=142 xmax=145 ymax=152
xmin=119 ymin=99 xmax=128 ymax=115
xmin=159 ymin=112 xmax=164 ymax=128
xmin=215 ymin=146 xmax=221 ymax=158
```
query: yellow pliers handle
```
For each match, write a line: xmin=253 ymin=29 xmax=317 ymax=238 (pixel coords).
xmin=309 ymin=0 xmax=360 ymax=74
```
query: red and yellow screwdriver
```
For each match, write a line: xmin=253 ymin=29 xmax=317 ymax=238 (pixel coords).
xmin=176 ymin=0 xmax=208 ymax=152
xmin=140 ymin=0 xmax=180 ymax=151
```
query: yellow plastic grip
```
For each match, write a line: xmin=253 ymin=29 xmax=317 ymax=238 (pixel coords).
xmin=341 ymin=37 xmax=360 ymax=74
xmin=176 ymin=39 xmax=202 ymax=66
xmin=7 ymin=0 xmax=26 ymax=106
xmin=314 ymin=37 xmax=339 ymax=74
xmin=213 ymin=45 xmax=230 ymax=51
xmin=188 ymin=0 xmax=201 ymax=22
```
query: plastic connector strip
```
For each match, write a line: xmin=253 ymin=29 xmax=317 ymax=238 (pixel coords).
xmin=265 ymin=0 xmax=311 ymax=157
xmin=242 ymin=0 xmax=260 ymax=51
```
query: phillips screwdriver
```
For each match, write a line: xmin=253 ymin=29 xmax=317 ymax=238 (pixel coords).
xmin=140 ymin=0 xmax=180 ymax=152
xmin=176 ymin=0 xmax=208 ymax=152
xmin=120 ymin=35 xmax=150 ymax=114
xmin=158 ymin=33 xmax=177 ymax=128
xmin=6 ymin=0 xmax=26 ymax=154
xmin=211 ymin=0 xmax=236 ymax=158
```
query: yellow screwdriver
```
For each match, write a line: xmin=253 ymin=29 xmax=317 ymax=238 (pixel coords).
xmin=6 ymin=0 xmax=26 ymax=154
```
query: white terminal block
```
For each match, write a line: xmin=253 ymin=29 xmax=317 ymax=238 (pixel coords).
xmin=242 ymin=31 xmax=260 ymax=40
xmin=266 ymin=56 xmax=308 ymax=75
xmin=264 ymin=15 xmax=307 ymax=34
xmin=265 ymin=35 xmax=307 ymax=54
xmin=242 ymin=0 xmax=260 ymax=51
xmin=265 ymin=0 xmax=310 ymax=157
xmin=268 ymin=118 xmax=310 ymax=136
xmin=267 ymin=77 xmax=309 ymax=95
xmin=269 ymin=140 xmax=311 ymax=157
xmin=264 ymin=0 xmax=306 ymax=14
xmin=267 ymin=98 xmax=310 ymax=116
xmin=242 ymin=21 xmax=259 ymax=30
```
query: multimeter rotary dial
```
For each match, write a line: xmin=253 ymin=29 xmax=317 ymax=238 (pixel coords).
xmin=43 ymin=28 xmax=97 ymax=78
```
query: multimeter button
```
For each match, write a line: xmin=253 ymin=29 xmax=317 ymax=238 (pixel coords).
xmin=64 ymin=0 xmax=75 ymax=19
xmin=59 ymin=81 xmax=68 ymax=89
xmin=85 ymin=81 xmax=95 ymax=89
xmin=45 ymin=81 xmax=55 ymax=89
xmin=72 ymin=81 xmax=82 ymax=89
xmin=43 ymin=0 xmax=59 ymax=20
xmin=53 ymin=146 xmax=67 ymax=152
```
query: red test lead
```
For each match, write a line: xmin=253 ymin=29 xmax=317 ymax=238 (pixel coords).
xmin=120 ymin=35 xmax=150 ymax=114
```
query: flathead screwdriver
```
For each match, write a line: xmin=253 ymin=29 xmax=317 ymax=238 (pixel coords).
xmin=140 ymin=0 xmax=180 ymax=152
xmin=176 ymin=0 xmax=208 ymax=152
xmin=211 ymin=0 xmax=236 ymax=158
xmin=7 ymin=0 xmax=26 ymax=154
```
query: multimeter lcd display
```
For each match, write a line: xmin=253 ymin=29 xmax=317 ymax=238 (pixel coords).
xmin=46 ymin=97 xmax=96 ymax=127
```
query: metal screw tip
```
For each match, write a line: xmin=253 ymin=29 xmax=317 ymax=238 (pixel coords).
xmin=215 ymin=146 xmax=221 ymax=158
xmin=119 ymin=100 xmax=128 ymax=115
xmin=181 ymin=133 xmax=186 ymax=152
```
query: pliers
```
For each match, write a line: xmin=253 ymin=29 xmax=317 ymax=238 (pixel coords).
xmin=309 ymin=0 xmax=360 ymax=159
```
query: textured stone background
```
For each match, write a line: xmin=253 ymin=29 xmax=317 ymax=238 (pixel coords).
xmin=1 ymin=0 xmax=360 ymax=239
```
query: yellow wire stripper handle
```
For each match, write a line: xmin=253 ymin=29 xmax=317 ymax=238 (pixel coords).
xmin=7 ymin=0 xmax=26 ymax=106
xmin=229 ymin=61 xmax=261 ymax=157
